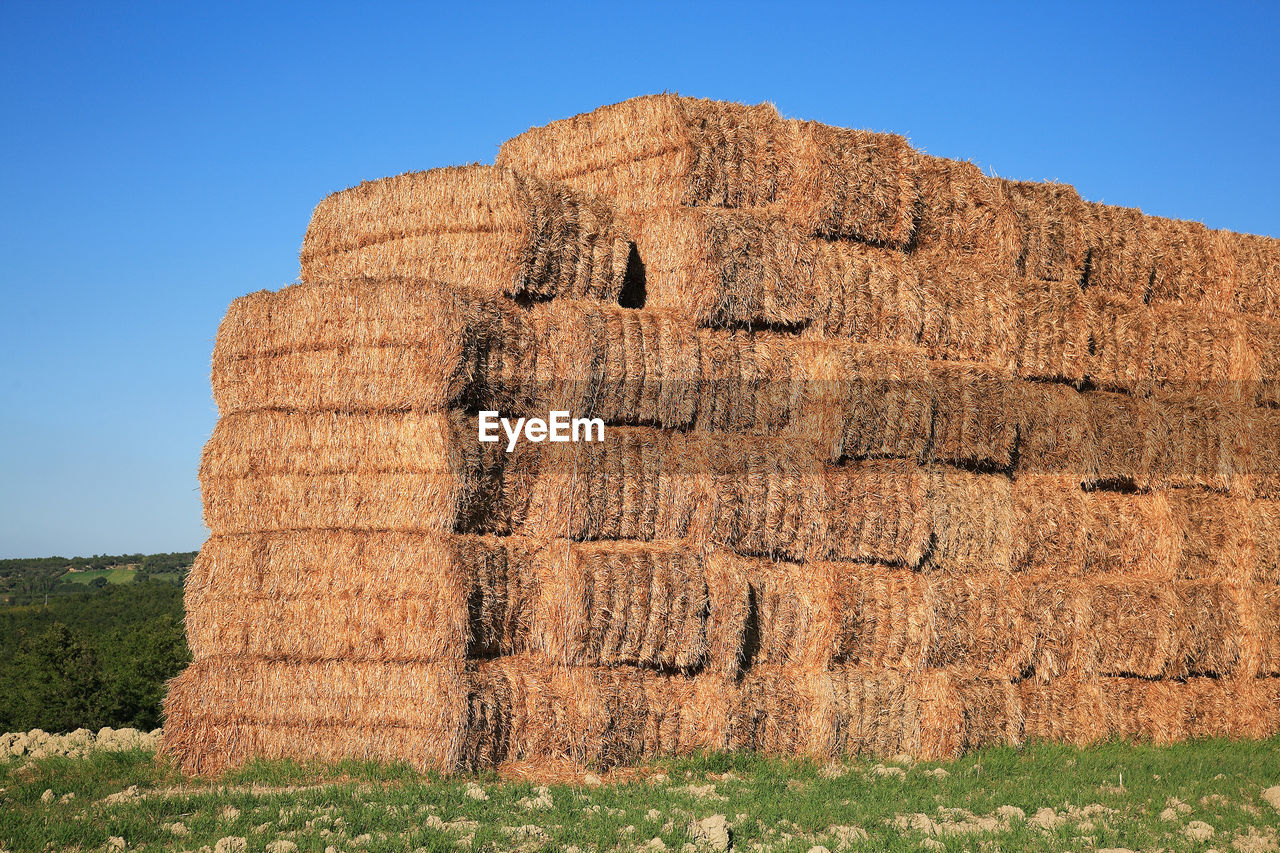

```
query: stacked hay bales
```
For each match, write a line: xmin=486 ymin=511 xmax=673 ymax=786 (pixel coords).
xmin=164 ymin=98 xmax=1280 ymax=776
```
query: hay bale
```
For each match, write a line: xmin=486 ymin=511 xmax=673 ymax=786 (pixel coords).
xmin=1081 ymin=290 xmax=1153 ymax=390
xmin=184 ymin=532 xmax=539 ymax=662
xmin=927 ymin=575 xmax=1025 ymax=675
xmin=530 ymin=540 xmax=720 ymax=671
xmin=1144 ymin=216 xmax=1231 ymax=306
xmin=624 ymin=206 xmax=926 ymax=337
xmin=1149 ymin=305 xmax=1257 ymax=390
xmin=927 ymin=360 xmax=1017 ymax=470
xmin=1010 ymin=475 xmax=1088 ymax=574
xmin=198 ymin=410 xmax=516 ymax=536
xmin=1013 ymin=382 xmax=1096 ymax=477
xmin=926 ymin=468 xmax=1014 ymax=573
xmin=824 ymin=460 xmax=930 ymax=566
xmin=497 ymin=95 xmax=920 ymax=245
xmin=1226 ymin=231 xmax=1280 ymax=317
xmin=1083 ymin=491 xmax=1180 ymax=576
xmin=1081 ymin=202 xmax=1151 ymax=297
xmin=1144 ymin=389 xmax=1250 ymax=491
xmin=461 ymin=658 xmax=734 ymax=769
xmin=913 ymin=156 xmax=1018 ymax=258
xmin=1003 ymin=179 xmax=1089 ymax=282
xmin=161 ymin=658 xmax=468 ymax=775
xmin=1174 ymin=579 xmax=1245 ymax=677
xmin=1014 ymin=279 xmax=1088 ymax=382
xmin=1166 ymin=490 xmax=1255 ymax=582
xmin=917 ymin=251 xmax=1018 ymax=369
xmin=1245 ymin=315 xmax=1280 ymax=408
xmin=1019 ymin=677 xmax=1108 ymax=745
xmin=1086 ymin=391 xmax=1155 ymax=488
xmin=1252 ymin=500 xmax=1280 ymax=584
xmin=728 ymin=665 xmax=1015 ymax=760
xmin=300 ymin=165 xmax=633 ymax=301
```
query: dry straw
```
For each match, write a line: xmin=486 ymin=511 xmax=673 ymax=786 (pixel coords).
xmin=170 ymin=94 xmax=1280 ymax=775
xmin=496 ymin=94 xmax=919 ymax=246
xmin=300 ymin=165 xmax=633 ymax=301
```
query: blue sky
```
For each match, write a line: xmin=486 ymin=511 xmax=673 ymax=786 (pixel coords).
xmin=1 ymin=1 xmax=1277 ymax=559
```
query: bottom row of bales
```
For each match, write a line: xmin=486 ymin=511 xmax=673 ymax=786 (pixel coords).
xmin=163 ymin=656 xmax=1280 ymax=775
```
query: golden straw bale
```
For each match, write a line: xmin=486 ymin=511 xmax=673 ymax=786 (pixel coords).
xmin=1010 ymin=476 xmax=1088 ymax=574
xmin=213 ymin=277 xmax=504 ymax=363
xmin=184 ymin=532 xmax=535 ymax=663
xmin=624 ymin=206 xmax=926 ymax=338
xmin=1149 ymin=304 xmax=1257 ymax=390
xmin=913 ymin=156 xmax=1018 ymax=258
xmin=1013 ymin=382 xmax=1096 ymax=477
xmin=926 ymin=468 xmax=1014 ymax=573
xmin=1144 ymin=216 xmax=1232 ymax=306
xmin=530 ymin=540 xmax=717 ymax=671
xmin=1246 ymin=315 xmax=1280 ymax=408
xmin=821 ymin=344 xmax=932 ymax=462
xmin=497 ymin=95 xmax=920 ymax=245
xmin=1083 ymin=491 xmax=1180 ymax=576
xmin=1003 ymin=179 xmax=1089 ymax=282
xmin=824 ymin=460 xmax=930 ymax=566
xmin=1226 ymin=231 xmax=1280 ymax=317
xmin=1085 ymin=577 xmax=1179 ymax=677
xmin=914 ymin=669 xmax=1020 ymax=759
xmin=927 ymin=360 xmax=1017 ymax=470
xmin=300 ymin=165 xmax=632 ymax=301
xmin=916 ymin=251 xmax=1018 ymax=369
xmin=1144 ymin=389 xmax=1250 ymax=491
xmin=926 ymin=575 xmax=1024 ymax=676
xmin=462 ymin=658 xmax=734 ymax=769
xmin=1018 ymin=677 xmax=1108 ymax=745
xmin=1174 ymin=579 xmax=1245 ymax=677
xmin=730 ymin=665 xmax=1014 ymax=760
xmin=1166 ymin=489 xmax=1255 ymax=582
xmin=1086 ymin=391 xmax=1155 ymax=488
xmin=1239 ymin=409 xmax=1280 ymax=499
xmin=496 ymin=95 xmax=787 ymax=215
xmin=1014 ymin=279 xmax=1087 ymax=383
xmin=1101 ymin=678 xmax=1187 ymax=745
xmin=215 ymin=346 xmax=482 ymax=416
xmin=693 ymin=333 xmax=796 ymax=437
xmin=161 ymin=658 xmax=468 ymax=775
xmin=1081 ymin=202 xmax=1151 ymax=298
xmin=1252 ymin=500 xmax=1280 ymax=584
xmin=1081 ymin=290 xmax=1154 ymax=390
xmin=198 ymin=410 xmax=514 ymax=536
xmin=1254 ymin=585 xmax=1280 ymax=676
xmin=781 ymin=117 xmax=919 ymax=244
xmin=1016 ymin=577 xmax=1083 ymax=679
xmin=516 ymin=427 xmax=828 ymax=561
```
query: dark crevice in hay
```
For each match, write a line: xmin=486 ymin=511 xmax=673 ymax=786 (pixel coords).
xmin=712 ymin=317 xmax=813 ymax=335
xmin=509 ymin=291 xmax=556 ymax=308
xmin=617 ymin=244 xmax=646 ymax=308
xmin=738 ymin=585 xmax=762 ymax=675
xmin=1082 ymin=478 xmax=1148 ymax=495
xmin=1080 ymin=247 xmax=1095 ymax=290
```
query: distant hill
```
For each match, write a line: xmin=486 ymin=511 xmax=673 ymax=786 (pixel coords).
xmin=0 ymin=551 xmax=197 ymax=605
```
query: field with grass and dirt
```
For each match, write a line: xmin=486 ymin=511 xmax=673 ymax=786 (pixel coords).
xmin=4 ymin=737 xmax=1280 ymax=853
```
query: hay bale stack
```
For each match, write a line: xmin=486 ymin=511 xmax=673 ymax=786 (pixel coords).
xmin=165 ymin=94 xmax=1280 ymax=776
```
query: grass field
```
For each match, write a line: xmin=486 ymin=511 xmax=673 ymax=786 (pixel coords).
xmin=60 ymin=568 xmax=137 ymax=585
xmin=3 ymin=739 xmax=1279 ymax=852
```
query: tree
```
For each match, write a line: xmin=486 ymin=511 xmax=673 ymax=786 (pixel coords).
xmin=3 ymin=623 xmax=106 ymax=732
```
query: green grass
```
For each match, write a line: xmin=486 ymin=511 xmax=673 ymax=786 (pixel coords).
xmin=3 ymin=739 xmax=1279 ymax=852
xmin=61 ymin=568 xmax=136 ymax=585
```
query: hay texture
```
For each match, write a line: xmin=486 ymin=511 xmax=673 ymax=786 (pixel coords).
xmin=301 ymin=165 xmax=633 ymax=301
xmin=167 ymin=94 xmax=1280 ymax=776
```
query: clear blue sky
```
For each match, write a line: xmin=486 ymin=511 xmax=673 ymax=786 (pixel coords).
xmin=1 ymin=1 xmax=1277 ymax=559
